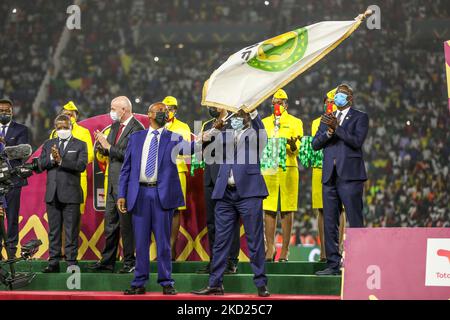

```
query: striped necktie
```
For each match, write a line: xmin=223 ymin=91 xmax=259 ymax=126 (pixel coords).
xmin=145 ymin=130 xmax=160 ymax=177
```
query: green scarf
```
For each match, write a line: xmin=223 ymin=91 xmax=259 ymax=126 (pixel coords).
xmin=260 ymin=137 xmax=287 ymax=171
xmin=299 ymin=136 xmax=323 ymax=168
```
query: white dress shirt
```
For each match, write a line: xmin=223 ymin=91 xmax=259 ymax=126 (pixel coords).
xmin=335 ymin=107 xmax=351 ymax=126
xmin=227 ymin=110 xmax=258 ymax=186
xmin=116 ymin=116 xmax=133 ymax=141
xmin=140 ymin=126 xmax=164 ymax=183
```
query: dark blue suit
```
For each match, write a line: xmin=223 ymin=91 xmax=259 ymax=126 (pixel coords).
xmin=4 ymin=121 xmax=29 ymax=256
xmin=209 ymin=113 xmax=268 ymax=288
xmin=118 ymin=128 xmax=191 ymax=288
xmin=202 ymin=119 xmax=240 ymax=265
xmin=312 ymin=108 xmax=369 ymax=270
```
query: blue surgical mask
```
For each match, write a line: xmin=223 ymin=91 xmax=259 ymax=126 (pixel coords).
xmin=231 ymin=117 xmax=244 ymax=130
xmin=334 ymin=92 xmax=348 ymax=107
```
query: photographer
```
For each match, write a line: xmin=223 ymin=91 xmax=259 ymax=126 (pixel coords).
xmin=0 ymin=97 xmax=30 ymax=259
xmin=38 ymin=114 xmax=87 ymax=273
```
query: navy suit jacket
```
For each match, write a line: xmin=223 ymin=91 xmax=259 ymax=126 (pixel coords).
xmin=118 ymin=128 xmax=194 ymax=212
xmin=4 ymin=121 xmax=30 ymax=187
xmin=312 ymin=108 xmax=369 ymax=183
xmin=212 ymin=114 xmax=268 ymax=200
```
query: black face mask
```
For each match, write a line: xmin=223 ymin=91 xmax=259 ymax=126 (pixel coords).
xmin=0 ymin=114 xmax=11 ymax=125
xmin=208 ymin=108 xmax=221 ymax=119
xmin=154 ymin=111 xmax=168 ymax=127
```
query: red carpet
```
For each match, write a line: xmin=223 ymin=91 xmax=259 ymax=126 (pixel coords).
xmin=0 ymin=291 xmax=340 ymax=300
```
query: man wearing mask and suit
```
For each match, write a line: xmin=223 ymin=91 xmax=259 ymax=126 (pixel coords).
xmin=118 ymin=102 xmax=196 ymax=295
xmin=89 ymin=96 xmax=144 ymax=273
xmin=196 ymin=107 xmax=241 ymax=275
xmin=38 ymin=115 xmax=87 ymax=272
xmin=0 ymin=97 xmax=30 ymax=259
xmin=192 ymin=109 xmax=270 ymax=297
xmin=312 ymin=83 xmax=369 ymax=276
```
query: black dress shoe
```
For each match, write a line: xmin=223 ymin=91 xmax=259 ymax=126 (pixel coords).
xmin=118 ymin=265 xmax=135 ymax=274
xmin=124 ymin=286 xmax=146 ymax=295
xmin=88 ymin=261 xmax=114 ymax=272
xmin=224 ymin=262 xmax=238 ymax=275
xmin=315 ymin=267 xmax=341 ymax=276
xmin=196 ymin=263 xmax=210 ymax=274
xmin=191 ymin=286 xmax=224 ymax=295
xmin=43 ymin=265 xmax=60 ymax=273
xmin=257 ymin=286 xmax=270 ymax=297
xmin=163 ymin=285 xmax=177 ymax=295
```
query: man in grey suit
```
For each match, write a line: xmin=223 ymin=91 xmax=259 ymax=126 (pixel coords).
xmin=38 ymin=114 xmax=88 ymax=273
xmin=89 ymin=96 xmax=144 ymax=273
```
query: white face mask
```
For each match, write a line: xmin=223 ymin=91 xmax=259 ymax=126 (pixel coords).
xmin=56 ymin=129 xmax=71 ymax=140
xmin=110 ymin=111 xmax=119 ymax=122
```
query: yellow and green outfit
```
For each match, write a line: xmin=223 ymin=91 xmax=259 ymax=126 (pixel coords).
xmin=261 ymin=111 xmax=303 ymax=212
xmin=311 ymin=117 xmax=323 ymax=209
xmin=165 ymin=118 xmax=191 ymax=211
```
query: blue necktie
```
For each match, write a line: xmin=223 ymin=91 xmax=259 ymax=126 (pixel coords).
xmin=1 ymin=126 xmax=6 ymax=137
xmin=145 ymin=130 xmax=160 ymax=178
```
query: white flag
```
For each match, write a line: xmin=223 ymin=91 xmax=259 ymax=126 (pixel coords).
xmin=202 ymin=13 xmax=368 ymax=113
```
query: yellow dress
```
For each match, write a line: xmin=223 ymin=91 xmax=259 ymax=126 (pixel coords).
xmin=311 ymin=117 xmax=323 ymax=209
xmin=50 ymin=121 xmax=93 ymax=214
xmin=165 ymin=118 xmax=191 ymax=211
xmin=261 ymin=111 xmax=303 ymax=212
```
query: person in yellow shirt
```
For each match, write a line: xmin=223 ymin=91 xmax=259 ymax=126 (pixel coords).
xmin=310 ymin=89 xmax=346 ymax=261
xmin=162 ymin=96 xmax=192 ymax=260
xmin=50 ymin=101 xmax=94 ymax=214
xmin=261 ymin=89 xmax=303 ymax=262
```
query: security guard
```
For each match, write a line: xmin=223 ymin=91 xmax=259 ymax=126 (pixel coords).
xmin=50 ymin=101 xmax=93 ymax=214
xmin=162 ymin=96 xmax=192 ymax=260
xmin=311 ymin=89 xmax=346 ymax=261
xmin=262 ymin=89 xmax=303 ymax=262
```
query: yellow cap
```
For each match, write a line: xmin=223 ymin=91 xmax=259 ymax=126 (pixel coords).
xmin=162 ymin=96 xmax=178 ymax=107
xmin=326 ymin=88 xmax=337 ymax=100
xmin=273 ymin=89 xmax=288 ymax=100
xmin=63 ymin=101 xmax=79 ymax=112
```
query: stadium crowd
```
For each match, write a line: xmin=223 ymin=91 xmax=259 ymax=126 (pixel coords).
xmin=0 ymin=0 xmax=448 ymax=243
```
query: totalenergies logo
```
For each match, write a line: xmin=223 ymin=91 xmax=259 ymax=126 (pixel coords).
xmin=437 ymin=249 xmax=450 ymax=263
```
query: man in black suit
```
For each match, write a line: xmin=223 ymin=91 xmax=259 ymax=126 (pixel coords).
xmin=89 ymin=96 xmax=144 ymax=273
xmin=38 ymin=115 xmax=87 ymax=272
xmin=0 ymin=97 xmax=30 ymax=259
xmin=196 ymin=107 xmax=241 ymax=275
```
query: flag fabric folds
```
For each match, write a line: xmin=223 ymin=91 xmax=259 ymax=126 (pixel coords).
xmin=202 ymin=13 xmax=368 ymax=113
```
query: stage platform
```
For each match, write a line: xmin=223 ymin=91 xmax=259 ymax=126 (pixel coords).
xmin=0 ymin=260 xmax=341 ymax=299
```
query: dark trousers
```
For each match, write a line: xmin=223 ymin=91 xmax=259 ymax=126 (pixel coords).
xmin=101 ymin=190 xmax=135 ymax=267
xmin=132 ymin=186 xmax=174 ymax=288
xmin=46 ymin=197 xmax=80 ymax=266
xmin=209 ymin=187 xmax=267 ymax=288
xmin=205 ymin=183 xmax=240 ymax=264
xmin=323 ymin=167 xmax=364 ymax=270
xmin=5 ymin=187 xmax=21 ymax=257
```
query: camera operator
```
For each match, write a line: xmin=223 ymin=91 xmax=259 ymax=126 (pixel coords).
xmin=38 ymin=114 xmax=87 ymax=273
xmin=0 ymin=97 xmax=30 ymax=259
